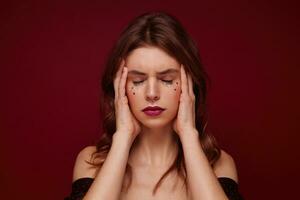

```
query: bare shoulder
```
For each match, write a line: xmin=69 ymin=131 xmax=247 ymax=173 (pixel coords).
xmin=72 ymin=145 xmax=100 ymax=182
xmin=213 ymin=149 xmax=239 ymax=183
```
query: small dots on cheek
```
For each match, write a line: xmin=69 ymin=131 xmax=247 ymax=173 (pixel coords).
xmin=174 ymin=81 xmax=179 ymax=92
xmin=129 ymin=85 xmax=136 ymax=95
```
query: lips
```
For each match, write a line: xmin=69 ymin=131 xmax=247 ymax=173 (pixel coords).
xmin=142 ymin=106 xmax=165 ymax=111
xmin=142 ymin=106 xmax=166 ymax=117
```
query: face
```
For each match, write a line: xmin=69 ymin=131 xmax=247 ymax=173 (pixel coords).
xmin=124 ymin=46 xmax=181 ymax=129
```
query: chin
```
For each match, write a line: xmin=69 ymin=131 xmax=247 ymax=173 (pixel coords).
xmin=138 ymin=117 xmax=173 ymax=129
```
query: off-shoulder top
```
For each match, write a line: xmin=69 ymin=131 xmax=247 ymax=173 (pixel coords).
xmin=64 ymin=177 xmax=244 ymax=200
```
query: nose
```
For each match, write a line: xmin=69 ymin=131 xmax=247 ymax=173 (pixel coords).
xmin=145 ymin=78 xmax=160 ymax=102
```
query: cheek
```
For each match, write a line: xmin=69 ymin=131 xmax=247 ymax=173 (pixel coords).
xmin=168 ymin=80 xmax=181 ymax=98
xmin=165 ymin=81 xmax=181 ymax=116
xmin=126 ymin=84 xmax=139 ymax=107
xmin=174 ymin=80 xmax=180 ymax=93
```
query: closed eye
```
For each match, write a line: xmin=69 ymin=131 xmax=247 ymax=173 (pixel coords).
xmin=133 ymin=80 xmax=144 ymax=85
xmin=162 ymin=80 xmax=173 ymax=84
xmin=133 ymin=80 xmax=173 ymax=85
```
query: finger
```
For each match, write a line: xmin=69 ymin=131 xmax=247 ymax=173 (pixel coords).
xmin=186 ymin=73 xmax=195 ymax=127
xmin=187 ymin=73 xmax=194 ymax=98
xmin=113 ymin=59 xmax=125 ymax=100
xmin=113 ymin=60 xmax=124 ymax=100
xmin=118 ymin=66 xmax=128 ymax=101
xmin=180 ymin=65 xmax=189 ymax=95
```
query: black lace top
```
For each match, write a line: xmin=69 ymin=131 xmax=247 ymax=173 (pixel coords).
xmin=65 ymin=177 xmax=244 ymax=200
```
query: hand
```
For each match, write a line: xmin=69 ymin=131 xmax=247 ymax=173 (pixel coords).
xmin=113 ymin=59 xmax=141 ymax=143
xmin=173 ymin=65 xmax=197 ymax=137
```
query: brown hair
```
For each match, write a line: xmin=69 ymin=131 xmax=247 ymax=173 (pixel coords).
xmin=88 ymin=11 xmax=221 ymax=196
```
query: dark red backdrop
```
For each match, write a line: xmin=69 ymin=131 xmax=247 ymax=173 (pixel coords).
xmin=1 ymin=1 xmax=299 ymax=199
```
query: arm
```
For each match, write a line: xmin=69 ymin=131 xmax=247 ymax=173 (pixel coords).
xmin=76 ymin=62 xmax=140 ymax=200
xmin=180 ymin=129 xmax=234 ymax=200
xmin=175 ymin=66 xmax=239 ymax=200
xmin=73 ymin=133 xmax=133 ymax=200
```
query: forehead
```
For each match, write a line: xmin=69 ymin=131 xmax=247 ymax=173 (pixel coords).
xmin=125 ymin=46 xmax=180 ymax=74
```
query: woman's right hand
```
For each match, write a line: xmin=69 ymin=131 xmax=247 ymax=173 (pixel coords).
xmin=113 ymin=59 xmax=141 ymax=144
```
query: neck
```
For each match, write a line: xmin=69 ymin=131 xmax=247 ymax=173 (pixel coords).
xmin=128 ymin=125 xmax=179 ymax=168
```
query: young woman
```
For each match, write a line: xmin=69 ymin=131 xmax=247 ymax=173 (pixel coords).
xmin=65 ymin=11 xmax=243 ymax=200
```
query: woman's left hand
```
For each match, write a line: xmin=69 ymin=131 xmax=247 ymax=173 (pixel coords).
xmin=173 ymin=65 xmax=197 ymax=137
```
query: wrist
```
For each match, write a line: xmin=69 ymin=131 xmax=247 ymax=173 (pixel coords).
xmin=113 ymin=131 xmax=135 ymax=147
xmin=178 ymin=128 xmax=199 ymax=141
xmin=108 ymin=132 xmax=133 ymax=160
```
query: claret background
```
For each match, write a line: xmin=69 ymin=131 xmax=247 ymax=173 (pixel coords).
xmin=0 ymin=0 xmax=299 ymax=199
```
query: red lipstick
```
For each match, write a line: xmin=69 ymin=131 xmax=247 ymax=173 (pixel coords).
xmin=142 ymin=106 xmax=165 ymax=116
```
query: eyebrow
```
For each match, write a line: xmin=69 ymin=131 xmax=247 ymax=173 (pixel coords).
xmin=127 ymin=68 xmax=179 ymax=76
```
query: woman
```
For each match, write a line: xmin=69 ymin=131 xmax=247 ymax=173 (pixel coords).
xmin=65 ymin=11 xmax=243 ymax=200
